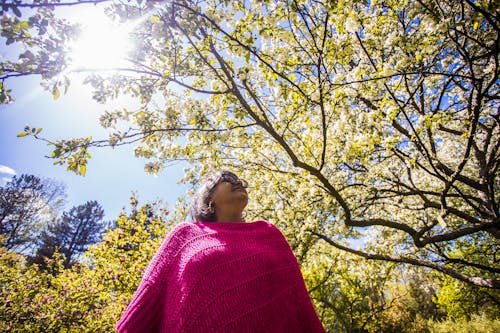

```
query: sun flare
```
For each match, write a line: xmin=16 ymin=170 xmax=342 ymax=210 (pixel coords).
xmin=68 ymin=8 xmax=133 ymax=71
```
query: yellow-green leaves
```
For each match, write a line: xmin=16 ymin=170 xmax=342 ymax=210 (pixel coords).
xmin=52 ymin=85 xmax=60 ymax=100
xmin=0 ymin=199 xmax=172 ymax=332
xmin=150 ymin=15 xmax=161 ymax=24
xmin=0 ymin=82 xmax=13 ymax=104
xmin=79 ymin=164 xmax=87 ymax=177
xmin=44 ymin=137 xmax=93 ymax=176
xmin=17 ymin=127 xmax=42 ymax=138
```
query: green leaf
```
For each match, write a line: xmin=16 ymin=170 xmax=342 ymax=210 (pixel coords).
xmin=16 ymin=131 xmax=27 ymax=137
xmin=35 ymin=128 xmax=42 ymax=135
xmin=53 ymin=87 xmax=60 ymax=100
xmin=150 ymin=15 xmax=161 ymax=24
xmin=20 ymin=21 xmax=30 ymax=29
xmin=80 ymin=164 xmax=86 ymax=176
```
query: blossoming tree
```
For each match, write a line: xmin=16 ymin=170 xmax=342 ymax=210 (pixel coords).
xmin=2 ymin=0 xmax=499 ymax=288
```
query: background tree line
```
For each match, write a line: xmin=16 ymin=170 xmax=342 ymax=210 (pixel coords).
xmin=1 ymin=0 xmax=499 ymax=331
xmin=0 ymin=174 xmax=107 ymax=268
xmin=0 ymin=183 xmax=173 ymax=332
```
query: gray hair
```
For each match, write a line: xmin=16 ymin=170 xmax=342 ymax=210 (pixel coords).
xmin=189 ymin=170 xmax=246 ymax=222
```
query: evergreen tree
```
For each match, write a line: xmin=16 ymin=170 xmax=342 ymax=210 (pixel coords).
xmin=33 ymin=200 xmax=106 ymax=268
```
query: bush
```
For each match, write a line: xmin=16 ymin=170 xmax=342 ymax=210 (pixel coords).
xmin=428 ymin=314 xmax=500 ymax=333
xmin=0 ymin=201 xmax=171 ymax=332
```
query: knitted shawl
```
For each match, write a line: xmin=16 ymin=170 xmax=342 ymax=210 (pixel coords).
xmin=116 ymin=220 xmax=325 ymax=333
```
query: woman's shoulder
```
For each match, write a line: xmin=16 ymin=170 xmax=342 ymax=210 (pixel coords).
xmin=191 ymin=220 xmax=276 ymax=230
xmin=163 ymin=221 xmax=287 ymax=253
xmin=163 ymin=222 xmax=206 ymax=248
xmin=193 ymin=220 xmax=287 ymax=242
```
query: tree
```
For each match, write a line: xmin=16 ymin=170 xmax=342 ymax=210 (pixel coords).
xmin=302 ymin=242 xmax=398 ymax=332
xmin=32 ymin=200 xmax=106 ymax=268
xmin=3 ymin=0 xmax=500 ymax=288
xmin=0 ymin=0 xmax=101 ymax=104
xmin=433 ymin=274 xmax=500 ymax=321
xmin=0 ymin=174 xmax=65 ymax=252
xmin=0 ymin=198 xmax=172 ymax=332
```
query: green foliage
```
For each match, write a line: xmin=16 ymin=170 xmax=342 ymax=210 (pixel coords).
xmin=0 ymin=244 xmax=50 ymax=332
xmin=0 ymin=81 xmax=13 ymax=104
xmin=1 ymin=1 xmax=78 ymax=101
xmin=433 ymin=275 xmax=500 ymax=320
xmin=428 ymin=314 xmax=500 ymax=333
xmin=0 ymin=198 xmax=172 ymax=332
xmin=302 ymin=242 xmax=398 ymax=332
xmin=364 ymin=269 xmax=440 ymax=333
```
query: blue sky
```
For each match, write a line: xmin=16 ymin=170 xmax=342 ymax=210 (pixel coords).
xmin=0 ymin=71 xmax=188 ymax=221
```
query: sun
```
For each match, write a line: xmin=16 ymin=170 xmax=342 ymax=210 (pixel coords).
xmin=68 ymin=7 xmax=134 ymax=71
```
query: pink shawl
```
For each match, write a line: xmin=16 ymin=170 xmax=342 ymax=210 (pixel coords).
xmin=116 ymin=220 xmax=325 ymax=332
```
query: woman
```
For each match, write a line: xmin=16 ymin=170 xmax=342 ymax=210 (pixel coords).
xmin=116 ymin=170 xmax=325 ymax=332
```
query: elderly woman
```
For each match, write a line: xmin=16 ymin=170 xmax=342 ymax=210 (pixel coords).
xmin=116 ymin=170 xmax=325 ymax=332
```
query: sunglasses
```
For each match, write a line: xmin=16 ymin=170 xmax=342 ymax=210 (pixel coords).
xmin=219 ymin=172 xmax=248 ymax=188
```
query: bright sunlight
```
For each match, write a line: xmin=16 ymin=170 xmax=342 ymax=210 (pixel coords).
xmin=68 ymin=8 xmax=133 ymax=71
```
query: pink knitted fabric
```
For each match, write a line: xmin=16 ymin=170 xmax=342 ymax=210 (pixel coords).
xmin=116 ymin=220 xmax=325 ymax=333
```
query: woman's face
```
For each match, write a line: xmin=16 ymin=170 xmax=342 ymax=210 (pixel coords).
xmin=210 ymin=178 xmax=248 ymax=222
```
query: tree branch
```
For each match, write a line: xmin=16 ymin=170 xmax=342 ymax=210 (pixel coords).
xmin=310 ymin=231 xmax=500 ymax=289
